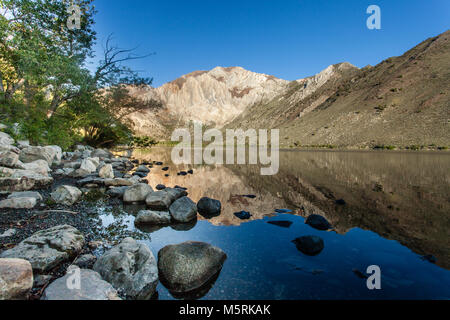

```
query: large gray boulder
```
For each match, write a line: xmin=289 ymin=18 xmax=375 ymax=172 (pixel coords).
xmin=0 ymin=151 xmax=19 ymax=168
xmin=93 ymin=238 xmax=158 ymax=300
xmin=106 ymin=186 xmax=129 ymax=198
xmin=42 ymin=267 xmax=120 ymax=300
xmin=145 ymin=191 xmax=173 ymax=210
xmin=158 ymin=241 xmax=227 ymax=293
xmin=0 ymin=258 xmax=33 ymax=300
xmin=169 ymin=197 xmax=198 ymax=223
xmin=19 ymin=146 xmax=55 ymax=166
xmin=123 ymin=183 xmax=153 ymax=203
xmin=135 ymin=210 xmax=172 ymax=225
xmin=0 ymin=197 xmax=37 ymax=209
xmin=51 ymin=185 xmax=82 ymax=205
xmin=0 ymin=225 xmax=85 ymax=272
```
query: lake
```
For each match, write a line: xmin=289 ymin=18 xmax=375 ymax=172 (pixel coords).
xmin=96 ymin=148 xmax=450 ymax=300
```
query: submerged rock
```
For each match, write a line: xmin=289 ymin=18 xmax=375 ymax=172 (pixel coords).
xmin=93 ymin=238 xmax=158 ymax=300
xmin=158 ymin=241 xmax=227 ymax=293
xmin=0 ymin=258 xmax=33 ymax=300
xmin=0 ymin=225 xmax=85 ymax=272
xmin=123 ymin=183 xmax=153 ymax=203
xmin=305 ymin=214 xmax=332 ymax=231
xmin=267 ymin=221 xmax=293 ymax=228
xmin=197 ymin=197 xmax=221 ymax=218
xmin=292 ymin=236 xmax=324 ymax=256
xmin=43 ymin=267 xmax=120 ymax=300
xmin=234 ymin=211 xmax=252 ymax=220
xmin=169 ymin=197 xmax=198 ymax=223
xmin=51 ymin=185 xmax=82 ymax=205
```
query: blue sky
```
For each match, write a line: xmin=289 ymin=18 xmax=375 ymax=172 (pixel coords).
xmin=89 ymin=0 xmax=450 ymax=87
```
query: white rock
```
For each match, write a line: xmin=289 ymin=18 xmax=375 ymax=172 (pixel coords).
xmin=98 ymin=164 xmax=114 ymax=179
xmin=51 ymin=185 xmax=82 ymax=205
xmin=80 ymin=158 xmax=97 ymax=173
xmin=21 ymin=160 xmax=51 ymax=176
xmin=0 ymin=151 xmax=19 ymax=168
xmin=0 ymin=132 xmax=14 ymax=146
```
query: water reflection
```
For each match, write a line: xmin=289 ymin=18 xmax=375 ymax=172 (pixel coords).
xmin=102 ymin=147 xmax=450 ymax=299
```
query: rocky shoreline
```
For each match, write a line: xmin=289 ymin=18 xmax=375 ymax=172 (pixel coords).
xmin=0 ymin=129 xmax=228 ymax=300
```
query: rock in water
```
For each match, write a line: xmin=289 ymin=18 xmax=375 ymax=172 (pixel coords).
xmin=145 ymin=191 xmax=173 ymax=210
xmin=135 ymin=210 xmax=172 ymax=225
xmin=156 ymin=184 xmax=166 ymax=190
xmin=123 ymin=183 xmax=153 ymax=203
xmin=234 ymin=211 xmax=252 ymax=220
xmin=0 ymin=258 xmax=33 ymax=300
xmin=98 ymin=164 xmax=114 ymax=179
xmin=158 ymin=241 xmax=227 ymax=293
xmin=93 ymin=238 xmax=158 ymax=300
xmin=197 ymin=197 xmax=221 ymax=218
xmin=0 ymin=225 xmax=85 ymax=272
xmin=292 ymin=236 xmax=325 ymax=256
xmin=106 ymin=186 xmax=129 ymax=198
xmin=305 ymin=214 xmax=332 ymax=231
xmin=43 ymin=267 xmax=120 ymax=300
xmin=169 ymin=197 xmax=198 ymax=223
xmin=51 ymin=185 xmax=82 ymax=205
xmin=136 ymin=165 xmax=150 ymax=173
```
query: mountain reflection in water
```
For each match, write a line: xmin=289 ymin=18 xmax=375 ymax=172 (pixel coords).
xmin=103 ymin=147 xmax=450 ymax=299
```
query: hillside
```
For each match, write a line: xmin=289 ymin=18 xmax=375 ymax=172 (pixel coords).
xmin=226 ymin=30 xmax=450 ymax=149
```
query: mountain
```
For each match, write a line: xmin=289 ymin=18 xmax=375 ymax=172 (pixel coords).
xmin=126 ymin=67 xmax=289 ymax=139
xmin=127 ymin=30 xmax=449 ymax=148
xmin=226 ymin=30 xmax=450 ymax=148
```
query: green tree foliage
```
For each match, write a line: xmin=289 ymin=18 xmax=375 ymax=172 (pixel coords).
xmin=0 ymin=0 xmax=155 ymax=149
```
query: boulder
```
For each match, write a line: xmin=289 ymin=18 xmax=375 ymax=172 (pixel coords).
xmin=104 ymin=178 xmax=134 ymax=187
xmin=106 ymin=186 xmax=129 ymax=198
xmin=93 ymin=238 xmax=158 ymax=300
xmin=0 ymin=258 xmax=33 ymax=300
xmin=158 ymin=241 xmax=227 ymax=293
xmin=73 ymin=254 xmax=97 ymax=269
xmin=197 ymin=197 xmax=221 ymax=218
xmin=98 ymin=164 xmax=114 ymax=179
xmin=51 ymin=185 xmax=82 ymax=205
xmin=169 ymin=197 xmax=198 ymax=223
xmin=135 ymin=210 xmax=172 ymax=225
xmin=91 ymin=149 xmax=113 ymax=160
xmin=44 ymin=146 xmax=62 ymax=166
xmin=0 ymin=151 xmax=19 ymax=168
xmin=16 ymin=140 xmax=30 ymax=149
xmin=145 ymin=191 xmax=173 ymax=210
xmin=292 ymin=236 xmax=325 ymax=256
xmin=305 ymin=215 xmax=332 ymax=231
xmin=80 ymin=158 xmax=97 ymax=174
xmin=0 ymin=225 xmax=85 ymax=272
xmin=136 ymin=165 xmax=150 ymax=173
xmin=0 ymin=175 xmax=53 ymax=192
xmin=123 ymin=183 xmax=153 ymax=203
xmin=0 ymin=197 xmax=37 ymax=209
xmin=19 ymin=146 xmax=55 ymax=166
xmin=42 ymin=267 xmax=120 ymax=300
xmin=0 ymin=132 xmax=14 ymax=146
xmin=21 ymin=160 xmax=51 ymax=176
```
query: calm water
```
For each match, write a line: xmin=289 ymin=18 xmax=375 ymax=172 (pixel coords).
xmin=96 ymin=148 xmax=450 ymax=300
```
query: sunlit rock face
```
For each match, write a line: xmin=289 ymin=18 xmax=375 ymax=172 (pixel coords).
xmin=126 ymin=66 xmax=289 ymax=137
